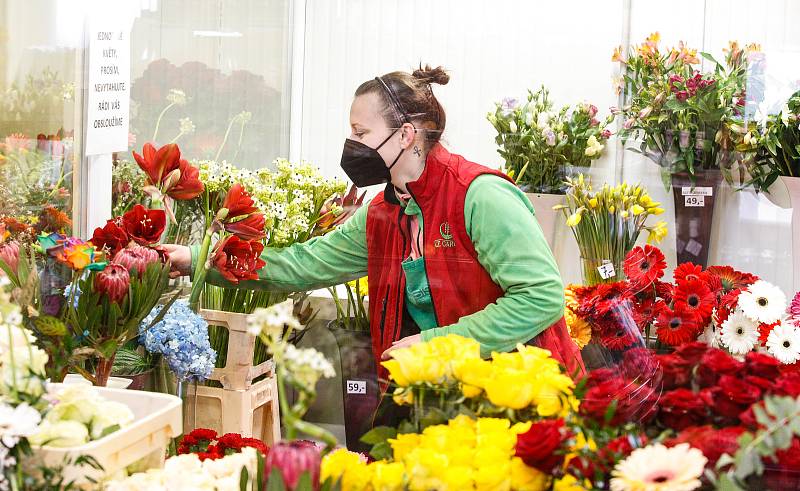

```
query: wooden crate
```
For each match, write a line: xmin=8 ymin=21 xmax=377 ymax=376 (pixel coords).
xmin=184 ymin=375 xmax=281 ymax=446
xmin=201 ymin=308 xmax=272 ymax=390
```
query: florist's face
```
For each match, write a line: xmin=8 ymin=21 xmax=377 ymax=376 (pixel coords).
xmin=349 ymin=92 xmax=398 ymax=167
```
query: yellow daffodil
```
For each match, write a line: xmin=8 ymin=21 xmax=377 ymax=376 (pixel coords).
xmin=631 ymin=204 xmax=645 ymax=215
xmin=347 ymin=277 xmax=369 ymax=296
xmin=647 ymin=220 xmax=668 ymax=244
xmin=620 ymin=210 xmax=630 ymax=219
xmin=588 ymin=197 xmax=598 ymax=208
xmin=651 ymin=206 xmax=665 ymax=215
xmin=566 ymin=212 xmax=582 ymax=227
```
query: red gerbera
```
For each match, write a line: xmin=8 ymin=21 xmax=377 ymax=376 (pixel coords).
xmin=623 ymin=245 xmax=666 ymax=290
xmin=714 ymin=288 xmax=742 ymax=326
xmin=656 ymin=306 xmax=700 ymax=346
xmin=759 ymin=321 xmax=780 ymax=345
xmin=655 ymin=281 xmax=674 ymax=304
xmin=598 ymin=328 xmax=638 ymax=350
xmin=673 ymin=279 xmax=715 ymax=324
xmin=673 ymin=262 xmax=706 ymax=283
xmin=633 ymin=298 xmax=667 ymax=331
xmin=706 ymin=265 xmax=758 ymax=293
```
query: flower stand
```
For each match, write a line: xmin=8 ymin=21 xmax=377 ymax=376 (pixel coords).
xmin=671 ymin=170 xmax=723 ymax=268
xmin=34 ymin=385 xmax=182 ymax=486
xmin=184 ymin=309 xmax=281 ymax=445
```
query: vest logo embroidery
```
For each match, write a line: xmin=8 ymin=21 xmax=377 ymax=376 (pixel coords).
xmin=435 ymin=221 xmax=455 ymax=248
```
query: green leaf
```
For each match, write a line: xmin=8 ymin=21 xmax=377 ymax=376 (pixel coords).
xmin=360 ymin=426 xmax=397 ymax=445
xmin=98 ymin=424 xmax=121 ymax=438
xmin=717 ymin=472 xmax=746 ymax=491
xmin=368 ymin=441 xmax=393 ymax=461
xmin=266 ymin=467 xmax=286 ymax=491
xmin=239 ymin=466 xmax=249 ymax=491
xmin=296 ymin=472 xmax=313 ymax=491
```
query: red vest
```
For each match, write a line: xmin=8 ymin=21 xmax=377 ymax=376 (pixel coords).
xmin=365 ymin=144 xmax=584 ymax=378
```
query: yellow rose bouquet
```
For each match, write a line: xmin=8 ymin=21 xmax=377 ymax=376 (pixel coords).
xmin=555 ymin=174 xmax=667 ymax=285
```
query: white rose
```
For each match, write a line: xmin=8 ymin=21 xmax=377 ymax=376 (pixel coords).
xmin=29 ymin=420 xmax=89 ymax=447
xmin=90 ymin=401 xmax=134 ymax=439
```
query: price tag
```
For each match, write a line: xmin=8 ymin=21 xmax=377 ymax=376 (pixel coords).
xmin=346 ymin=380 xmax=367 ymax=395
xmin=684 ymin=195 xmax=705 ymax=207
xmin=681 ymin=186 xmax=713 ymax=196
xmin=597 ymin=261 xmax=616 ymax=280
xmin=686 ymin=239 xmax=703 ymax=257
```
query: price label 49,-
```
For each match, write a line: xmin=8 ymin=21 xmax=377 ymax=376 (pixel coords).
xmin=346 ymin=380 xmax=367 ymax=395
xmin=684 ymin=195 xmax=705 ymax=207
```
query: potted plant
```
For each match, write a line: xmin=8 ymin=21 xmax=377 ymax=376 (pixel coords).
xmin=616 ymin=34 xmax=758 ymax=267
xmin=487 ymin=87 xmax=613 ymax=248
xmin=327 ymin=277 xmax=376 ymax=453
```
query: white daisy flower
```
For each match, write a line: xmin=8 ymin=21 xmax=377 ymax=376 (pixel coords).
xmin=720 ymin=310 xmax=760 ymax=355
xmin=611 ymin=443 xmax=706 ymax=491
xmin=698 ymin=322 xmax=721 ymax=349
xmin=766 ymin=322 xmax=800 ymax=364
xmin=738 ymin=280 xmax=787 ymax=325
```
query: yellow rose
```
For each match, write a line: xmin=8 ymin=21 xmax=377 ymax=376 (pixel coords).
xmin=554 ymin=474 xmax=590 ymax=491
xmin=474 ymin=461 xmax=511 ymax=491
xmin=462 ymin=383 xmax=483 ymax=398
xmin=484 ymin=368 xmax=535 ymax=409
xmin=321 ymin=449 xmax=364 ymax=487
xmin=384 ymin=345 xmax=446 ymax=385
xmin=448 ymin=414 xmax=477 ymax=431
xmin=453 ymin=357 xmax=492 ymax=388
xmin=392 ymin=387 xmax=413 ymax=406
xmin=510 ymin=457 xmax=549 ymax=491
xmin=381 ymin=360 xmax=410 ymax=387
xmin=370 ymin=461 xmax=405 ymax=491
xmin=389 ymin=433 xmax=421 ymax=462
xmin=442 ymin=466 xmax=474 ymax=490
xmin=532 ymin=372 xmax=575 ymax=417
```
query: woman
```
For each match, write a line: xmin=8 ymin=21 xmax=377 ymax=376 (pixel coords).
xmin=165 ymin=64 xmax=583 ymax=377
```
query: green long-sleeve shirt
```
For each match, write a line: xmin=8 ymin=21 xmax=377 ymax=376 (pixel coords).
xmin=193 ymin=175 xmax=565 ymax=356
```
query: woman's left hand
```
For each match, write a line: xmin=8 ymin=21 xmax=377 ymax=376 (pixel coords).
xmin=381 ymin=334 xmax=422 ymax=360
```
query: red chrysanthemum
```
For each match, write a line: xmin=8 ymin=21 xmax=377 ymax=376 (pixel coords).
xmin=706 ymin=265 xmax=758 ymax=293
xmin=655 ymin=306 xmax=700 ymax=346
xmin=623 ymin=245 xmax=666 ymax=290
xmin=673 ymin=262 xmax=706 ymax=283
xmin=673 ymin=279 xmax=715 ymax=324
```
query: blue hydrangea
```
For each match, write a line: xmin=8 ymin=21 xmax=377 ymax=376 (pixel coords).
xmin=63 ymin=283 xmax=81 ymax=308
xmin=139 ymin=300 xmax=216 ymax=382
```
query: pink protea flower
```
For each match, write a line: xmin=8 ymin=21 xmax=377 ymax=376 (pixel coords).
xmin=265 ymin=440 xmax=321 ymax=490
xmin=0 ymin=240 xmax=20 ymax=275
xmin=113 ymin=245 xmax=160 ymax=277
xmin=94 ymin=263 xmax=130 ymax=303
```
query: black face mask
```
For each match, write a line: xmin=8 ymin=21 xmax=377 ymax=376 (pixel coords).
xmin=340 ymin=129 xmax=404 ymax=187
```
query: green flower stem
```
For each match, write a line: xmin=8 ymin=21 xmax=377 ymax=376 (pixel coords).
xmin=214 ymin=117 xmax=238 ymax=163
xmin=188 ymin=228 xmax=214 ymax=311
xmin=152 ymin=102 xmax=176 ymax=142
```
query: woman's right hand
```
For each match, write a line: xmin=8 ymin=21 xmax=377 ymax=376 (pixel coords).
xmin=160 ymin=244 xmax=192 ymax=278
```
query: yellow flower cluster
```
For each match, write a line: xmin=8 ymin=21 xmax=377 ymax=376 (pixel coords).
xmin=556 ymin=174 xmax=667 ymax=244
xmin=564 ymin=286 xmax=591 ymax=349
xmin=383 ymin=335 xmax=577 ymax=416
xmin=321 ymin=415 xmax=548 ymax=491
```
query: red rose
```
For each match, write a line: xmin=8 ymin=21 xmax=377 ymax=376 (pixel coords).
xmin=567 ymin=433 xmax=647 ymax=478
xmin=765 ymin=437 xmax=800 ymax=491
xmin=746 ymin=351 xmax=782 ymax=380
xmin=674 ymin=341 xmax=709 ymax=366
xmin=701 ymin=376 xmax=762 ymax=422
xmin=210 ymin=236 xmax=266 ymax=284
xmin=655 ymin=354 xmax=693 ymax=389
xmin=667 ymin=425 xmax=745 ymax=466
xmin=515 ymin=419 xmax=571 ymax=473
xmin=775 ymin=372 xmax=800 ymax=397
xmin=122 ymin=205 xmax=166 ymax=245
xmin=581 ymin=377 xmax=628 ymax=425
xmin=221 ymin=183 xmax=259 ymax=220
xmin=217 ymin=433 xmax=245 ymax=452
xmin=744 ymin=375 xmax=774 ymax=393
xmin=581 ymin=377 xmax=657 ymax=426
xmin=224 ymin=213 xmax=266 ymax=241
xmin=242 ymin=437 xmax=270 ymax=456
xmin=739 ymin=403 xmax=760 ymax=430
xmin=696 ymin=348 xmax=745 ymax=388
xmin=621 ymin=348 xmax=659 ymax=383
xmin=658 ymin=388 xmax=707 ymax=430
xmin=90 ymin=218 xmax=129 ymax=257
xmin=189 ymin=428 xmax=218 ymax=441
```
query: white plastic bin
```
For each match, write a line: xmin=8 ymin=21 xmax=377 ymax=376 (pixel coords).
xmin=34 ymin=384 xmax=183 ymax=486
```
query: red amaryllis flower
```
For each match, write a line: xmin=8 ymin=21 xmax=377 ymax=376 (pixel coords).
xmin=515 ymin=418 xmax=571 ymax=473
xmin=623 ymin=245 xmax=666 ymax=290
xmin=132 ymin=143 xmax=204 ymax=200
xmin=122 ymin=205 xmax=166 ymax=245
xmin=673 ymin=279 xmax=715 ymax=324
xmin=706 ymin=265 xmax=758 ymax=293
xmin=221 ymin=183 xmax=259 ymax=220
xmin=211 ymin=236 xmax=266 ymax=284
xmin=0 ymin=240 xmax=20 ymax=275
xmin=667 ymin=425 xmax=746 ymax=467
xmin=94 ymin=263 xmax=130 ymax=303
xmin=658 ymin=388 xmax=707 ymax=430
xmin=655 ymin=306 xmax=699 ymax=346
xmin=746 ymin=351 xmax=782 ymax=380
xmin=655 ymin=353 xmax=693 ymax=389
xmin=91 ymin=218 xmax=129 ymax=257
xmin=224 ymin=213 xmax=266 ymax=241
xmin=114 ymin=245 xmax=160 ymax=277
xmin=673 ymin=341 xmax=709 ymax=365
xmin=265 ymin=440 xmax=321 ymax=491
xmin=696 ymin=348 xmax=745 ymax=387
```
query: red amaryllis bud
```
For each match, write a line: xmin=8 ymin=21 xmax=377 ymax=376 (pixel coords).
xmin=224 ymin=213 xmax=266 ymax=241
xmin=0 ymin=240 xmax=20 ymax=275
xmin=91 ymin=218 xmax=130 ymax=257
xmin=94 ymin=263 xmax=130 ymax=303
xmin=114 ymin=245 xmax=160 ymax=277
xmin=210 ymin=236 xmax=265 ymax=284
xmin=122 ymin=205 xmax=166 ymax=245
xmin=221 ymin=183 xmax=259 ymax=220
xmin=265 ymin=440 xmax=320 ymax=491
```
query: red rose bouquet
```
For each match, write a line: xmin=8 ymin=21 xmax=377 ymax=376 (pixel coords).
xmin=177 ymin=428 xmax=269 ymax=461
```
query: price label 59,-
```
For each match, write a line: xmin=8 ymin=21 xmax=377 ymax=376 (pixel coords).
xmin=684 ymin=195 xmax=705 ymax=207
xmin=346 ymin=380 xmax=367 ymax=394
